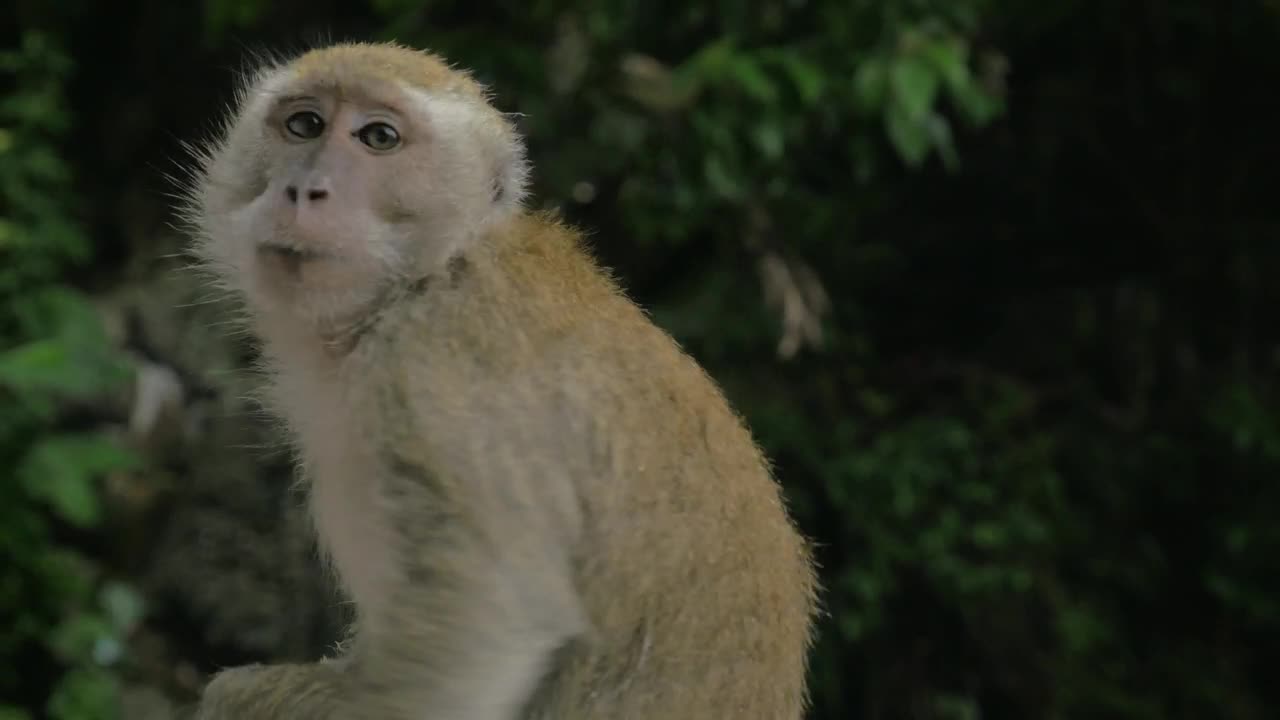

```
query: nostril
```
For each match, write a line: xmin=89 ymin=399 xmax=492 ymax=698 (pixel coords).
xmin=285 ymin=186 xmax=299 ymax=203
xmin=307 ymin=188 xmax=329 ymax=201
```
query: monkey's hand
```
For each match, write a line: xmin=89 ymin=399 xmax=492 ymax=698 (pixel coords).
xmin=193 ymin=661 xmax=343 ymax=720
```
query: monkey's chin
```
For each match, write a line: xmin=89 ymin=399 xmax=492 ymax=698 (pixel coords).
xmin=248 ymin=244 xmax=388 ymax=327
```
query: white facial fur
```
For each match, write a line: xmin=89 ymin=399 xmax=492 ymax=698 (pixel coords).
xmin=186 ymin=58 xmax=529 ymax=336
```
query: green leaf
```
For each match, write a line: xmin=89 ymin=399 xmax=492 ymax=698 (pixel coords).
xmin=729 ymin=56 xmax=778 ymax=104
xmin=971 ymin=522 xmax=1007 ymax=548
xmin=37 ymin=549 xmax=96 ymax=608
xmin=923 ymin=37 xmax=1003 ymax=128
xmin=703 ymin=154 xmax=743 ymax=201
xmin=890 ymin=53 xmax=940 ymax=121
xmin=922 ymin=34 xmax=971 ymax=95
xmin=46 ymin=667 xmax=120 ymax=720
xmin=952 ymin=79 xmax=1002 ymax=127
xmin=0 ymin=218 xmax=16 ymax=247
xmin=21 ymin=145 xmax=71 ymax=185
xmin=47 ymin=612 xmax=113 ymax=665
xmin=0 ymin=288 xmax=132 ymax=402
xmin=19 ymin=435 xmax=141 ymax=528
xmin=837 ymin=613 xmax=867 ymax=641
xmin=15 ymin=286 xmax=108 ymax=343
xmin=928 ymin=112 xmax=960 ymax=171
xmin=853 ymin=55 xmax=888 ymax=111
xmin=0 ymin=339 xmax=94 ymax=396
xmin=751 ymin=121 xmax=785 ymax=161
xmin=202 ymin=0 xmax=267 ymax=42
xmin=885 ymin=102 xmax=931 ymax=167
xmin=777 ymin=54 xmax=825 ymax=106
xmin=680 ymin=36 xmax=737 ymax=81
xmin=1057 ymin=606 xmax=1108 ymax=655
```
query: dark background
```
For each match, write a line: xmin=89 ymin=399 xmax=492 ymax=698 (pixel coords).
xmin=4 ymin=1 xmax=1280 ymax=718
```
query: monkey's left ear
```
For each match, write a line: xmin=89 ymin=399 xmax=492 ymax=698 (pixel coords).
xmin=489 ymin=124 xmax=530 ymax=219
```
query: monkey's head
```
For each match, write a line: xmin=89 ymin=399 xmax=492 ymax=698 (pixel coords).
xmin=185 ymin=42 xmax=528 ymax=328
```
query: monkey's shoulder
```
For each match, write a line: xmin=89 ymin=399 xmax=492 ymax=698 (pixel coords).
xmin=380 ymin=211 xmax=716 ymax=398
xmin=487 ymin=213 xmax=629 ymax=308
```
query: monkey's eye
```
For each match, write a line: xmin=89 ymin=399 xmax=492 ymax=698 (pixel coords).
xmin=356 ymin=122 xmax=401 ymax=152
xmin=285 ymin=111 xmax=325 ymax=140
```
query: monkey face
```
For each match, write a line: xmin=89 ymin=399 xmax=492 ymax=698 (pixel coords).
xmin=188 ymin=44 xmax=528 ymax=329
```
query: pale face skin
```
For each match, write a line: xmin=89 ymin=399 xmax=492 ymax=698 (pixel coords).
xmin=194 ymin=67 xmax=526 ymax=334
xmin=252 ymin=93 xmax=416 ymax=293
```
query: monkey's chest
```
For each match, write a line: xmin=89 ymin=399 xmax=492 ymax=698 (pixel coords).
xmin=305 ymin=436 xmax=400 ymax=629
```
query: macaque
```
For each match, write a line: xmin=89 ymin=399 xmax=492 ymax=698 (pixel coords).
xmin=181 ymin=41 xmax=817 ymax=720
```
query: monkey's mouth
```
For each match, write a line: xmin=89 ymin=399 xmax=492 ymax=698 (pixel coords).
xmin=256 ymin=242 xmax=329 ymax=276
xmin=257 ymin=242 xmax=325 ymax=262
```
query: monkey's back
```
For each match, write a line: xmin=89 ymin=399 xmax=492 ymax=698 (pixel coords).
xmin=395 ymin=212 xmax=818 ymax=719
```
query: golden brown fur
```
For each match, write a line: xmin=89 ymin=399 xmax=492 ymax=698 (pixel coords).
xmin=183 ymin=41 xmax=817 ymax=720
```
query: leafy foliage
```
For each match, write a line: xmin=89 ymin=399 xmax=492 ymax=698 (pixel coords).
xmin=0 ymin=30 xmax=144 ymax=720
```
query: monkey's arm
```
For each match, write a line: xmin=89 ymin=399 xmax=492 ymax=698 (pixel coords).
xmin=345 ymin=450 xmax=587 ymax=720
xmin=194 ymin=662 xmax=345 ymax=720
xmin=196 ymin=480 xmax=583 ymax=720
xmin=198 ymin=382 xmax=587 ymax=720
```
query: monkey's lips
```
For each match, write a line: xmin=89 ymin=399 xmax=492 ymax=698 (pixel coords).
xmin=256 ymin=241 xmax=331 ymax=277
xmin=257 ymin=241 xmax=327 ymax=262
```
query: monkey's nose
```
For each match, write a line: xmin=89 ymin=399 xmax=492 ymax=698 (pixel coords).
xmin=284 ymin=185 xmax=330 ymax=203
